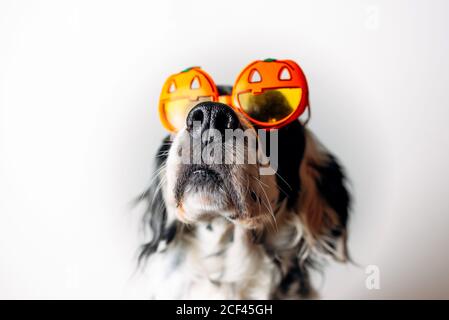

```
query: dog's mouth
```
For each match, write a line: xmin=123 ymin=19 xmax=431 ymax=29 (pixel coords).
xmin=190 ymin=166 xmax=223 ymax=187
xmin=174 ymin=164 xmax=236 ymax=217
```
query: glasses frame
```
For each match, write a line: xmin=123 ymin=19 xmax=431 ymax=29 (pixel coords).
xmin=158 ymin=59 xmax=309 ymax=132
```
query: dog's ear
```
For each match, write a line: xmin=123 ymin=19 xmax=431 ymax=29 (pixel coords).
xmin=298 ymin=130 xmax=351 ymax=261
xmin=138 ymin=136 xmax=177 ymax=264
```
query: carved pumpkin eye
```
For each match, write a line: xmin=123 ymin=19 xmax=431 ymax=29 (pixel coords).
xmin=279 ymin=67 xmax=291 ymax=80
xmin=248 ymin=69 xmax=262 ymax=83
xmin=190 ymin=76 xmax=200 ymax=89
xmin=168 ymin=81 xmax=176 ymax=93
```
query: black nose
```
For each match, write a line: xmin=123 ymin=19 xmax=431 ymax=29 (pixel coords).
xmin=186 ymin=102 xmax=240 ymax=138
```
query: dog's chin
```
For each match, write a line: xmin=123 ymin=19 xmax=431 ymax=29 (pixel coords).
xmin=173 ymin=166 xmax=276 ymax=228
xmin=178 ymin=190 xmax=269 ymax=230
xmin=180 ymin=191 xmax=233 ymax=222
xmin=176 ymin=170 xmax=234 ymax=222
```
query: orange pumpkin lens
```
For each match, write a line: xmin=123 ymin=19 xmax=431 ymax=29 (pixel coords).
xmin=237 ymin=88 xmax=302 ymax=124
xmin=161 ymin=96 xmax=213 ymax=131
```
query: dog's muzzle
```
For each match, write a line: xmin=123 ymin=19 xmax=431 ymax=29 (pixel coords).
xmin=172 ymin=102 xmax=246 ymax=220
xmin=186 ymin=101 xmax=241 ymax=142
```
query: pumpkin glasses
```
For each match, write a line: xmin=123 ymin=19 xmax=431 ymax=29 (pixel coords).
xmin=158 ymin=59 xmax=310 ymax=133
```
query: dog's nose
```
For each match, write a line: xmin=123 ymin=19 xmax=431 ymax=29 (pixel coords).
xmin=186 ymin=102 xmax=240 ymax=138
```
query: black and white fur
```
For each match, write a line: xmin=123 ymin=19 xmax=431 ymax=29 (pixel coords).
xmin=138 ymin=91 xmax=351 ymax=299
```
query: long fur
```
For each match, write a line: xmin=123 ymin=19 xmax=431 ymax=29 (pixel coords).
xmin=138 ymin=120 xmax=350 ymax=299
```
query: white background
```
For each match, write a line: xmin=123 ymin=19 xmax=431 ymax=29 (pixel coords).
xmin=1 ymin=0 xmax=449 ymax=299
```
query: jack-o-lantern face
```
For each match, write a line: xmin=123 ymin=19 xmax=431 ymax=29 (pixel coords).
xmin=159 ymin=67 xmax=219 ymax=132
xmin=232 ymin=59 xmax=309 ymax=128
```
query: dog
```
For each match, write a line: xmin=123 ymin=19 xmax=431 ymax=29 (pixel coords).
xmin=138 ymin=87 xmax=351 ymax=299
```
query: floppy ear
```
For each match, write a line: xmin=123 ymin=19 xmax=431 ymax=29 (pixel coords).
xmin=298 ymin=130 xmax=351 ymax=261
xmin=138 ymin=136 xmax=178 ymax=264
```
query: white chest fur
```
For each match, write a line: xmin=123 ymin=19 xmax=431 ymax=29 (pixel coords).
xmin=143 ymin=218 xmax=279 ymax=299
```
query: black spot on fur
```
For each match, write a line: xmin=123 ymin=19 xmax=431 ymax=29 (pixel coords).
xmin=313 ymin=154 xmax=350 ymax=228
xmin=278 ymin=256 xmax=312 ymax=298
xmin=138 ymin=136 xmax=174 ymax=263
xmin=250 ymin=191 xmax=258 ymax=202
xmin=260 ymin=120 xmax=305 ymax=208
xmin=164 ymin=222 xmax=178 ymax=244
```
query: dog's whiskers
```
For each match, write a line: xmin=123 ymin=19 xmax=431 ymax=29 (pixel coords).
xmin=254 ymin=177 xmax=277 ymax=231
